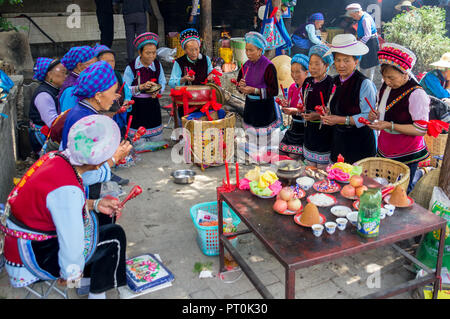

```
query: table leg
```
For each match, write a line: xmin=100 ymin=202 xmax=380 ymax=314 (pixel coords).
xmin=218 ymin=196 xmax=226 ymax=273
xmin=433 ymin=224 xmax=446 ymax=299
xmin=285 ymin=268 xmax=296 ymax=299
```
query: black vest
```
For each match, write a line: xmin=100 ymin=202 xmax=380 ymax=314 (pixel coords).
xmin=176 ymin=54 xmax=208 ymax=85
xmin=29 ymin=82 xmax=60 ymax=126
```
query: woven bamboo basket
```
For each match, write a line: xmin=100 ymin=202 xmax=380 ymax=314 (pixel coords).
xmin=182 ymin=111 xmax=236 ymax=170
xmin=353 ymin=157 xmax=410 ymax=191
xmin=424 ymin=133 xmax=448 ymax=167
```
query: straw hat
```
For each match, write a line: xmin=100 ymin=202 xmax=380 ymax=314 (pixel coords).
xmin=395 ymin=0 xmax=414 ymax=11
xmin=272 ymin=55 xmax=294 ymax=91
xmin=324 ymin=34 xmax=368 ymax=57
xmin=430 ymin=52 xmax=450 ymax=69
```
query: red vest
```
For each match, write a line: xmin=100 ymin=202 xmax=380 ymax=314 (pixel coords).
xmin=4 ymin=155 xmax=84 ymax=264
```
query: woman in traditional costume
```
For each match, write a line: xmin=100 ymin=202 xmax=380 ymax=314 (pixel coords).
xmin=420 ymin=52 xmax=450 ymax=101
xmin=237 ymin=31 xmax=281 ymax=156
xmin=300 ymin=45 xmax=335 ymax=168
xmin=321 ymin=34 xmax=377 ymax=164
xmin=279 ymin=54 xmax=309 ymax=159
xmin=59 ymin=46 xmax=97 ymax=111
xmin=94 ymin=44 xmax=132 ymax=136
xmin=61 ymin=61 xmax=132 ymax=222
xmin=123 ymin=32 xmax=167 ymax=142
xmin=2 ymin=115 xmax=127 ymax=299
xmin=291 ymin=13 xmax=326 ymax=56
xmin=368 ymin=43 xmax=430 ymax=192
xmin=29 ymin=58 xmax=67 ymax=153
xmin=346 ymin=3 xmax=380 ymax=81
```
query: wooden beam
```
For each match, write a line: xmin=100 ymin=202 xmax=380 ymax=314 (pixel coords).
xmin=200 ymin=0 xmax=212 ymax=57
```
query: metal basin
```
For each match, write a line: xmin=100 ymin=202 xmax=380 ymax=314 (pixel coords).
xmin=171 ymin=169 xmax=196 ymax=184
xmin=275 ymin=160 xmax=304 ymax=179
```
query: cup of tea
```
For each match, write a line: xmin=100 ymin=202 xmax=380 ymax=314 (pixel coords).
xmin=312 ymin=224 xmax=324 ymax=237
xmin=336 ymin=218 xmax=348 ymax=230
xmin=325 ymin=222 xmax=337 ymax=235
xmin=385 ymin=204 xmax=395 ymax=217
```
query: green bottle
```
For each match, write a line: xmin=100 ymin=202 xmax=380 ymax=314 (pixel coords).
xmin=357 ymin=188 xmax=382 ymax=238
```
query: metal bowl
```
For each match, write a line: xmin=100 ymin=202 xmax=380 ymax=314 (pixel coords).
xmin=171 ymin=169 xmax=196 ymax=184
xmin=275 ymin=160 xmax=304 ymax=179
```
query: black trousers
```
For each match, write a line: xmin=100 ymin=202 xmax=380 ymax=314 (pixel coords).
xmin=95 ymin=0 xmax=114 ymax=47
xmin=32 ymin=224 xmax=127 ymax=294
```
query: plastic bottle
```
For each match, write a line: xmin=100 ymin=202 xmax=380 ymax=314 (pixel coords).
xmin=357 ymin=188 xmax=382 ymax=238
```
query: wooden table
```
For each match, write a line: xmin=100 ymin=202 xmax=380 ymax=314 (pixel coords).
xmin=217 ymin=180 xmax=447 ymax=299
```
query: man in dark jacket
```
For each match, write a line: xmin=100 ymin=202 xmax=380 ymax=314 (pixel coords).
xmin=116 ymin=0 xmax=151 ymax=63
xmin=95 ymin=0 xmax=114 ymax=48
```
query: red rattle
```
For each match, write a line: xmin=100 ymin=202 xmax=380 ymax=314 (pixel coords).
xmin=358 ymin=117 xmax=372 ymax=126
xmin=132 ymin=126 xmax=146 ymax=143
xmin=117 ymin=100 xmax=135 ymax=114
xmin=315 ymin=105 xmax=326 ymax=116
xmin=120 ymin=185 xmax=143 ymax=208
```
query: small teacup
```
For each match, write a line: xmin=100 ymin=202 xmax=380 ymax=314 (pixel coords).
xmin=380 ymin=208 xmax=388 ymax=220
xmin=336 ymin=218 xmax=348 ymax=230
xmin=385 ymin=204 xmax=395 ymax=216
xmin=312 ymin=224 xmax=324 ymax=237
xmin=347 ymin=211 xmax=358 ymax=226
xmin=325 ymin=222 xmax=337 ymax=235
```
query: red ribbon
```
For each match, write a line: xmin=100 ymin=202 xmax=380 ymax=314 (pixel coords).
xmin=200 ymin=90 xmax=222 ymax=121
xmin=416 ymin=120 xmax=449 ymax=138
xmin=170 ymin=87 xmax=193 ymax=115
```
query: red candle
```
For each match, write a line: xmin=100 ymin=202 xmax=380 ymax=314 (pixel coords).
xmin=225 ymin=160 xmax=230 ymax=188
xmin=118 ymin=81 xmax=126 ymax=95
xmin=320 ymin=91 xmax=325 ymax=107
xmin=235 ymin=162 xmax=239 ymax=188
xmin=364 ymin=97 xmax=376 ymax=114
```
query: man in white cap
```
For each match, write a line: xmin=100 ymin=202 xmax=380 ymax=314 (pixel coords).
xmin=345 ymin=3 xmax=380 ymax=81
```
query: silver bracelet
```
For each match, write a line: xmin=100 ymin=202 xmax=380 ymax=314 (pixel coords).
xmin=391 ymin=121 xmax=395 ymax=132
xmin=93 ymin=199 xmax=101 ymax=213
xmin=111 ymin=157 xmax=116 ymax=166
xmin=345 ymin=116 xmax=350 ymax=126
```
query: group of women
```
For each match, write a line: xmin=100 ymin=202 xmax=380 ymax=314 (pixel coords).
xmin=5 ymin=27 xmax=214 ymax=299
xmin=239 ymin=30 xmax=437 ymax=194
xmin=2 ymin=15 xmax=447 ymax=297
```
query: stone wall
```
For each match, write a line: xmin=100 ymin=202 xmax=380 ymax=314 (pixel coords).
xmin=0 ymin=76 xmax=22 ymax=203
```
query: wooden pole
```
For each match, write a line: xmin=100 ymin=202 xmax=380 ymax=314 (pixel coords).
xmin=438 ymin=135 xmax=450 ymax=198
xmin=201 ymin=0 xmax=213 ymax=57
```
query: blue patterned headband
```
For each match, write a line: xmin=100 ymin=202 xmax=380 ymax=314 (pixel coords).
xmin=291 ymin=54 xmax=309 ymax=71
xmin=245 ymin=31 xmax=268 ymax=54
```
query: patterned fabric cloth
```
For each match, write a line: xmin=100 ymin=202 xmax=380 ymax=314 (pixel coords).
xmin=308 ymin=12 xmax=324 ymax=23
xmin=61 ymin=46 xmax=96 ymax=71
xmin=133 ymin=32 xmax=159 ymax=50
xmin=291 ymin=54 xmax=309 ymax=70
xmin=309 ymin=44 xmax=334 ymax=68
xmin=33 ymin=57 xmax=54 ymax=82
xmin=180 ymin=28 xmax=201 ymax=49
xmin=72 ymin=61 xmax=117 ymax=100
xmin=245 ymin=31 xmax=268 ymax=54
xmin=93 ymin=44 xmax=114 ymax=58
xmin=65 ymin=114 xmax=121 ymax=166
